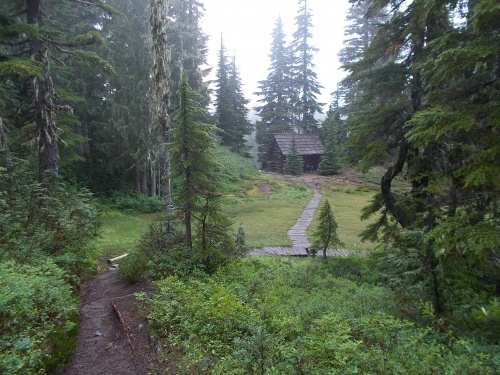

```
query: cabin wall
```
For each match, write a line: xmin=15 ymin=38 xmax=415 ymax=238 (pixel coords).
xmin=267 ymin=141 xmax=285 ymax=172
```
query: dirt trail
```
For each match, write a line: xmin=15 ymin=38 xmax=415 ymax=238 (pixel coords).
xmin=61 ymin=269 xmax=153 ymax=375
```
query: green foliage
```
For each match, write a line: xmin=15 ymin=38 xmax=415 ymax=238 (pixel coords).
xmin=142 ymin=257 xmax=497 ymax=373
xmin=138 ymin=275 xmax=258 ymax=372
xmin=72 ymin=50 xmax=115 ymax=75
xmin=67 ymin=31 xmax=102 ymax=46
xmin=0 ymin=59 xmax=42 ymax=78
xmin=312 ymin=199 xmax=344 ymax=258
xmin=111 ymin=191 xmax=164 ymax=213
xmin=193 ymin=198 xmax=240 ymax=274
xmin=212 ymin=145 xmax=260 ymax=193
xmin=0 ymin=172 xmax=101 ymax=280
xmin=0 ymin=260 xmax=78 ymax=375
xmin=318 ymin=99 xmax=347 ymax=175
xmin=118 ymin=217 xmax=196 ymax=282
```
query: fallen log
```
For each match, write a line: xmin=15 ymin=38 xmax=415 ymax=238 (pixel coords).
xmin=108 ymin=253 xmax=129 ymax=263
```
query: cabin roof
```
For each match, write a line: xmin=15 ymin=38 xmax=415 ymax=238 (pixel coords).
xmin=273 ymin=133 xmax=324 ymax=156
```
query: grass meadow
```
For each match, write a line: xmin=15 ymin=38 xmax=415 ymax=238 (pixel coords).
xmin=95 ymin=210 xmax=159 ymax=256
xmin=96 ymin=171 xmax=380 ymax=255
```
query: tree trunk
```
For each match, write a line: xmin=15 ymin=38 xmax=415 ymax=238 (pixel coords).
xmin=150 ymin=0 xmax=171 ymax=226
xmin=141 ymin=167 xmax=148 ymax=194
xmin=28 ymin=0 xmax=59 ymax=193
xmin=0 ymin=118 xmax=18 ymax=189
xmin=150 ymin=167 xmax=157 ymax=196
xmin=134 ymin=164 xmax=141 ymax=193
xmin=184 ymin=167 xmax=192 ymax=248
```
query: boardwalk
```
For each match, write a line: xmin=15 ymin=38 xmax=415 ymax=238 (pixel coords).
xmin=247 ymin=247 xmax=354 ymax=257
xmin=248 ymin=177 xmax=356 ymax=257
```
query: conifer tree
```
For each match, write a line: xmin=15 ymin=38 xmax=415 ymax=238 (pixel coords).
xmin=290 ymin=0 xmax=324 ymax=133
xmin=0 ymin=0 xmax=115 ymax=193
xmin=255 ymin=16 xmax=294 ymax=165
xmin=318 ymin=111 xmax=342 ymax=175
xmin=150 ymin=0 xmax=172 ymax=222
xmin=227 ymin=55 xmax=253 ymax=155
xmin=313 ymin=199 xmax=343 ymax=260
xmin=214 ymin=39 xmax=252 ymax=152
xmin=167 ymin=0 xmax=210 ymax=112
xmin=341 ymin=0 xmax=500 ymax=312
xmin=169 ymin=74 xmax=219 ymax=249
xmin=283 ymin=136 xmax=303 ymax=175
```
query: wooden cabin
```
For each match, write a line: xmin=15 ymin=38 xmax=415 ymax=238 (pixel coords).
xmin=266 ymin=133 xmax=324 ymax=173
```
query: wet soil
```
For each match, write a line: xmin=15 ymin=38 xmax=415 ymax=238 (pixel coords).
xmin=61 ymin=269 xmax=160 ymax=375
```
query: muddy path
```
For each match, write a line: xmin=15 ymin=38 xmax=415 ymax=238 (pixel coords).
xmin=61 ymin=269 xmax=156 ymax=375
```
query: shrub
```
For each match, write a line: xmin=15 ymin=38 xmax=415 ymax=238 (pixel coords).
xmin=118 ymin=217 xmax=197 ymax=282
xmin=0 ymin=181 xmax=101 ymax=280
xmin=111 ymin=191 xmax=164 ymax=213
xmin=0 ymin=260 xmax=78 ymax=375
xmin=138 ymin=276 xmax=258 ymax=373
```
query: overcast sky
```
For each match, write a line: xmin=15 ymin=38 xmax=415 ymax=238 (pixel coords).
xmin=201 ymin=0 xmax=351 ymax=117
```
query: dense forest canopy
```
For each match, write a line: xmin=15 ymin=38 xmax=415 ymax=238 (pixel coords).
xmin=0 ymin=0 xmax=499 ymax=373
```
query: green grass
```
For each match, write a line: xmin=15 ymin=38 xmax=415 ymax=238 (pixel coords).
xmin=223 ymin=180 xmax=312 ymax=248
xmin=96 ymin=170 xmax=378 ymax=253
xmin=95 ymin=210 xmax=160 ymax=256
xmin=222 ymin=175 xmax=377 ymax=251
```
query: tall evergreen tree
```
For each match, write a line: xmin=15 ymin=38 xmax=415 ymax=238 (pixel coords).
xmin=290 ymin=0 xmax=324 ymax=133
xmin=227 ymin=55 xmax=253 ymax=155
xmin=214 ymin=38 xmax=252 ymax=153
xmin=254 ymin=16 xmax=295 ymax=166
xmin=0 ymin=0 xmax=115 ymax=193
xmin=167 ymin=0 xmax=210 ymax=112
xmin=169 ymin=74 xmax=220 ymax=249
xmin=318 ymin=110 xmax=342 ymax=175
xmin=89 ymin=0 xmax=153 ymax=194
xmin=342 ymin=0 xmax=500 ymax=313
xmin=150 ymin=0 xmax=172 ymax=223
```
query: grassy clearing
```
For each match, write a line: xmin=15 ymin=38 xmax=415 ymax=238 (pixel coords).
xmin=95 ymin=210 xmax=159 ymax=256
xmin=308 ymin=184 xmax=378 ymax=251
xmin=223 ymin=180 xmax=312 ymax=248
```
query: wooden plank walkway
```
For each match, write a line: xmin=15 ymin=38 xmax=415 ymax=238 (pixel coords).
xmin=247 ymin=247 xmax=355 ymax=257
xmin=247 ymin=179 xmax=358 ymax=257
xmin=287 ymin=190 xmax=321 ymax=248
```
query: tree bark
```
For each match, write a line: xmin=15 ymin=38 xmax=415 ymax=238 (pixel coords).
xmin=27 ymin=0 xmax=59 ymax=193
xmin=36 ymin=69 xmax=59 ymax=191
xmin=150 ymin=0 xmax=171 ymax=226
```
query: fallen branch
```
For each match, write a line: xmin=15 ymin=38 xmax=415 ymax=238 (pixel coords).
xmin=108 ymin=253 xmax=128 ymax=263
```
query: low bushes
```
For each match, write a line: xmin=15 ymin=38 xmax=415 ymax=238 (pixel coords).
xmin=0 ymin=260 xmax=78 ymax=375
xmin=141 ymin=257 xmax=497 ymax=374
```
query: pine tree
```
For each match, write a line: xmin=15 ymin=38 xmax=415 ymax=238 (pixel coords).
xmin=227 ymin=55 xmax=253 ymax=155
xmin=313 ymin=199 xmax=343 ymax=260
xmin=0 ymin=0 xmax=115 ymax=193
xmin=290 ymin=0 xmax=324 ymax=133
xmin=214 ymin=39 xmax=252 ymax=153
xmin=167 ymin=0 xmax=210 ymax=112
xmin=255 ymin=16 xmax=294 ymax=165
xmin=342 ymin=0 xmax=500 ymax=312
xmin=150 ymin=0 xmax=172 ymax=222
xmin=318 ymin=109 xmax=342 ymax=175
xmin=169 ymin=74 xmax=220 ymax=249
xmin=283 ymin=136 xmax=303 ymax=175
